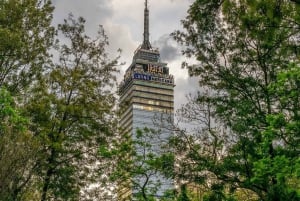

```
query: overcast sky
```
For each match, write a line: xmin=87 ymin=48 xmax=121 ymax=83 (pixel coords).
xmin=52 ymin=0 xmax=199 ymax=110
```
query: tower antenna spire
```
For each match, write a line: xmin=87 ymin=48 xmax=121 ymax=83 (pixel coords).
xmin=142 ymin=0 xmax=152 ymax=50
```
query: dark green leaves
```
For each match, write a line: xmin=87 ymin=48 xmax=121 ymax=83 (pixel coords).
xmin=173 ymin=0 xmax=300 ymax=200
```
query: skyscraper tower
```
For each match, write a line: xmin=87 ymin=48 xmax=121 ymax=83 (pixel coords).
xmin=119 ymin=0 xmax=174 ymax=199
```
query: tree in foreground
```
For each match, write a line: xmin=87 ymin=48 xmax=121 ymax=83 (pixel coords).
xmin=0 ymin=0 xmax=120 ymax=200
xmin=101 ymin=127 xmax=175 ymax=201
xmin=0 ymin=88 xmax=39 ymax=200
xmin=0 ymin=0 xmax=54 ymax=94
xmin=172 ymin=0 xmax=300 ymax=200
xmin=1 ymin=1 xmax=54 ymax=200
xmin=25 ymin=15 xmax=119 ymax=200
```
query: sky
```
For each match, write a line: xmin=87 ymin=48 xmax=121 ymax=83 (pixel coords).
xmin=52 ymin=0 xmax=199 ymax=110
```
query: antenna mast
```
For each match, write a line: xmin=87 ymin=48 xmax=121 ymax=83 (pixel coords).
xmin=142 ymin=0 xmax=152 ymax=50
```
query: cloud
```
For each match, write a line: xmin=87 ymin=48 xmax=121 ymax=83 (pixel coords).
xmin=109 ymin=0 xmax=191 ymax=42
xmin=153 ymin=34 xmax=181 ymax=62
xmin=52 ymin=0 xmax=113 ymax=36
xmin=174 ymin=76 xmax=200 ymax=110
xmin=52 ymin=0 xmax=137 ymax=67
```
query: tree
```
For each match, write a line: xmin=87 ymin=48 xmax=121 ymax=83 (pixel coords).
xmin=0 ymin=1 xmax=55 ymax=200
xmin=24 ymin=14 xmax=119 ymax=201
xmin=0 ymin=0 xmax=55 ymax=94
xmin=177 ymin=185 xmax=191 ymax=201
xmin=172 ymin=0 xmax=300 ymax=200
xmin=171 ymin=92 xmax=237 ymax=200
xmin=101 ymin=128 xmax=175 ymax=201
xmin=0 ymin=88 xmax=39 ymax=201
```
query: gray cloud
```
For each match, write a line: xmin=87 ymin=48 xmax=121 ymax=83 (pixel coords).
xmin=52 ymin=0 xmax=113 ymax=36
xmin=174 ymin=76 xmax=199 ymax=110
xmin=153 ymin=34 xmax=181 ymax=62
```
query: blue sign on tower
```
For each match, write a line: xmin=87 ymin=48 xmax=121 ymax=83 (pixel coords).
xmin=133 ymin=73 xmax=152 ymax=81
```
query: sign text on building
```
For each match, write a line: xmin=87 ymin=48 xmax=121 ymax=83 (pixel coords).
xmin=147 ymin=64 xmax=164 ymax=74
xmin=134 ymin=73 xmax=152 ymax=81
xmin=142 ymin=64 xmax=169 ymax=75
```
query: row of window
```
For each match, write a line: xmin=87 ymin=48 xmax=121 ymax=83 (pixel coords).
xmin=134 ymin=85 xmax=173 ymax=96
xmin=133 ymin=104 xmax=173 ymax=113
xmin=136 ymin=51 xmax=160 ymax=62
xmin=134 ymin=92 xmax=173 ymax=102
xmin=119 ymin=85 xmax=173 ymax=104
xmin=132 ymin=97 xmax=173 ymax=108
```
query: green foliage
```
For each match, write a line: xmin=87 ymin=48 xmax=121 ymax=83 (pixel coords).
xmin=0 ymin=1 xmax=120 ymax=200
xmin=177 ymin=185 xmax=191 ymax=201
xmin=101 ymin=127 xmax=175 ymax=200
xmin=23 ymin=14 xmax=119 ymax=200
xmin=173 ymin=0 xmax=300 ymax=200
xmin=0 ymin=0 xmax=55 ymax=93
xmin=0 ymin=88 xmax=39 ymax=200
xmin=0 ymin=1 xmax=55 ymax=200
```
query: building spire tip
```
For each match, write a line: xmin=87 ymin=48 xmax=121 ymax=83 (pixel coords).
xmin=142 ymin=0 xmax=151 ymax=50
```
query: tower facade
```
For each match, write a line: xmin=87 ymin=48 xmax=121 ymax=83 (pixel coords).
xmin=119 ymin=0 xmax=174 ymax=199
